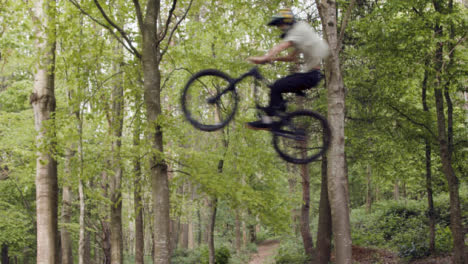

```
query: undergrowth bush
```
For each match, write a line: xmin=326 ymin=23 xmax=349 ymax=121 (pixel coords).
xmin=171 ymin=245 xmax=231 ymax=264
xmin=171 ymin=247 xmax=202 ymax=264
xmin=274 ymin=237 xmax=309 ymax=264
xmin=351 ymin=195 xmax=464 ymax=261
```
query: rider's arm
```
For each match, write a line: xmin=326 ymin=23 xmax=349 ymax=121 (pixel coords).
xmin=273 ymin=48 xmax=298 ymax=62
xmin=247 ymin=41 xmax=294 ymax=64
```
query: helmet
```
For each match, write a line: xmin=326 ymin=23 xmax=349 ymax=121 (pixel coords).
xmin=268 ymin=8 xmax=296 ymax=26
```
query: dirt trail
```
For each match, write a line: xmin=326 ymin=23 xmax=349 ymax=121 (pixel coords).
xmin=248 ymin=240 xmax=280 ymax=264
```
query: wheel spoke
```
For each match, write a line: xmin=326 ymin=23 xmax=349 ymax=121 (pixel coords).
xmin=181 ymin=70 xmax=237 ymax=131
xmin=273 ymin=110 xmax=330 ymax=164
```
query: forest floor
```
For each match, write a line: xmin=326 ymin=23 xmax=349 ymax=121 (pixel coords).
xmin=336 ymin=245 xmax=453 ymax=264
xmin=248 ymin=240 xmax=280 ymax=264
xmin=247 ymin=242 xmax=453 ymax=264
xmin=345 ymin=245 xmax=400 ymax=263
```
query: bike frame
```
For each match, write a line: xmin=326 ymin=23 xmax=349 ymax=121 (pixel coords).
xmin=207 ymin=66 xmax=264 ymax=105
xmin=207 ymin=67 xmax=302 ymax=140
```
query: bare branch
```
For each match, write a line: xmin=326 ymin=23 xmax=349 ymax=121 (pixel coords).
xmin=158 ymin=0 xmax=178 ymax=43
xmin=161 ymin=67 xmax=194 ymax=91
xmin=67 ymin=0 xmax=138 ymax=57
xmin=160 ymin=0 xmax=194 ymax=58
xmin=387 ymin=103 xmax=436 ymax=139
xmin=132 ymin=0 xmax=144 ymax=34
xmin=441 ymin=34 xmax=467 ymax=73
xmin=337 ymin=0 xmax=356 ymax=52
xmin=93 ymin=0 xmax=142 ymax=58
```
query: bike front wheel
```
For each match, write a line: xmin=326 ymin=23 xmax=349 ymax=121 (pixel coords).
xmin=272 ymin=110 xmax=330 ymax=164
xmin=181 ymin=69 xmax=238 ymax=131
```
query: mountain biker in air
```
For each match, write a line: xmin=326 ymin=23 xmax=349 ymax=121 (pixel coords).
xmin=246 ymin=8 xmax=330 ymax=130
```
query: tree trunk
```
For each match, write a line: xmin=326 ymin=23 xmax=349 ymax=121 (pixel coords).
xmin=77 ymin=116 xmax=90 ymax=264
xmin=188 ymin=219 xmax=195 ymax=250
xmin=300 ymin=163 xmax=315 ymax=258
xmin=188 ymin=184 xmax=196 ymax=250
xmin=134 ymin=104 xmax=144 ymax=264
xmin=365 ymin=164 xmax=372 ymax=213
xmin=393 ymin=181 xmax=400 ymax=201
xmin=101 ymin=168 xmax=112 ymax=264
xmin=316 ymin=157 xmax=332 ymax=264
xmin=180 ymin=223 xmax=189 ymax=249
xmin=203 ymin=200 xmax=210 ymax=244
xmin=198 ymin=208 xmax=203 ymax=246
xmin=425 ymin=141 xmax=436 ymax=253
xmin=422 ymin=66 xmax=436 ymax=253
xmin=171 ymin=219 xmax=180 ymax=251
xmin=288 ymin=171 xmax=300 ymax=235
xmin=316 ymin=1 xmax=352 ymax=263
xmin=208 ymin=197 xmax=218 ymax=264
xmin=61 ymin=149 xmax=74 ymax=264
xmin=31 ymin=0 xmax=59 ymax=263
xmin=2 ymin=244 xmax=9 ymax=264
xmin=235 ymin=210 xmax=242 ymax=253
xmin=141 ymin=1 xmax=171 ymax=262
xmin=431 ymin=5 xmax=466 ymax=261
xmin=110 ymin=43 xmax=124 ymax=264
xmin=242 ymin=220 xmax=248 ymax=248
xmin=248 ymin=221 xmax=257 ymax=243
xmin=434 ymin=78 xmax=465 ymax=264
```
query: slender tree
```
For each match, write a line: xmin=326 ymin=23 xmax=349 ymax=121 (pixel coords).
xmin=110 ymin=42 xmax=124 ymax=264
xmin=299 ymin=162 xmax=315 ymax=258
xmin=30 ymin=0 xmax=59 ymax=263
xmin=207 ymin=197 xmax=217 ymax=264
xmin=61 ymin=148 xmax=74 ymax=264
xmin=432 ymin=1 xmax=466 ymax=262
xmin=316 ymin=0 xmax=355 ymax=263
xmin=316 ymin=157 xmax=332 ymax=264
xmin=133 ymin=95 xmax=144 ymax=264
xmin=421 ymin=60 xmax=436 ymax=254
xmin=1 ymin=244 xmax=9 ymax=264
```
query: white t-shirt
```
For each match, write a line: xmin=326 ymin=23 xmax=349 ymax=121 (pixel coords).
xmin=283 ymin=21 xmax=330 ymax=72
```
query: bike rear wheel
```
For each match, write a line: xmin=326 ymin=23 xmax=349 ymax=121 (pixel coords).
xmin=272 ymin=110 xmax=330 ymax=164
xmin=181 ymin=69 xmax=237 ymax=131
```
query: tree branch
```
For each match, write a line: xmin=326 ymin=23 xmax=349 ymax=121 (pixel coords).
xmin=441 ymin=33 xmax=467 ymax=73
xmin=158 ymin=0 xmax=178 ymax=43
xmin=160 ymin=67 xmax=195 ymax=91
xmin=387 ymin=103 xmax=436 ymax=139
xmin=160 ymin=0 xmax=194 ymax=58
xmin=337 ymin=0 xmax=356 ymax=51
xmin=132 ymin=0 xmax=144 ymax=35
xmin=68 ymin=0 xmax=139 ymax=57
xmin=92 ymin=0 xmax=142 ymax=58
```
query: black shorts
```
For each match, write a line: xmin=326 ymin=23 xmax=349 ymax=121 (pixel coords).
xmin=269 ymin=70 xmax=322 ymax=108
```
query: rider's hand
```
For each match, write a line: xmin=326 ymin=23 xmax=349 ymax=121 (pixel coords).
xmin=247 ymin=56 xmax=271 ymax=64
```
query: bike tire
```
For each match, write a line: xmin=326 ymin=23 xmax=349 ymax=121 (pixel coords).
xmin=272 ymin=110 xmax=331 ymax=164
xmin=181 ymin=69 xmax=238 ymax=131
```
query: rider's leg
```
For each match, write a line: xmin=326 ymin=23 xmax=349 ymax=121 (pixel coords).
xmin=246 ymin=70 xmax=322 ymax=130
xmin=269 ymin=70 xmax=322 ymax=113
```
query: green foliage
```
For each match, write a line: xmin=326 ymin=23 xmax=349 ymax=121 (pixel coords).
xmin=274 ymin=238 xmax=308 ymax=264
xmin=200 ymin=245 xmax=231 ymax=264
xmin=0 ymin=181 xmax=35 ymax=257
xmin=351 ymin=195 xmax=467 ymax=260
xmin=228 ymin=253 xmax=251 ymax=264
xmin=0 ymin=80 xmax=32 ymax=112
xmin=171 ymin=247 xmax=203 ymax=264
xmin=171 ymin=245 xmax=231 ymax=264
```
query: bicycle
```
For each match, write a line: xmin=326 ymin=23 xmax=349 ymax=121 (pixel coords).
xmin=180 ymin=66 xmax=330 ymax=164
